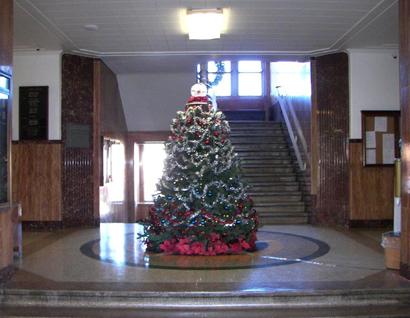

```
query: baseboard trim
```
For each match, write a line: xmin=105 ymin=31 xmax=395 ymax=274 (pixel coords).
xmin=400 ymin=263 xmax=410 ymax=280
xmin=22 ymin=221 xmax=64 ymax=231
xmin=349 ymin=219 xmax=393 ymax=228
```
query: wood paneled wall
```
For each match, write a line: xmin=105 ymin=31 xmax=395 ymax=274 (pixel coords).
xmin=99 ymin=61 xmax=128 ymax=135
xmin=349 ymin=140 xmax=394 ymax=221
xmin=311 ymin=53 xmax=350 ymax=226
xmin=12 ymin=142 xmax=62 ymax=221
xmin=0 ymin=0 xmax=13 ymax=275
xmin=399 ymin=0 xmax=410 ymax=279
xmin=61 ymin=54 xmax=97 ymax=226
xmin=0 ymin=0 xmax=13 ymax=75
xmin=0 ymin=208 xmax=12 ymax=270
xmin=95 ymin=60 xmax=129 ymax=222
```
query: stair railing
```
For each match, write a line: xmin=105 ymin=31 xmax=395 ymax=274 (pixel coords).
xmin=273 ymin=87 xmax=309 ymax=171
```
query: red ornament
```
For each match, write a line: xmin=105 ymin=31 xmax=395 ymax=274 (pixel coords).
xmin=187 ymin=96 xmax=208 ymax=103
xmin=213 ymin=131 xmax=219 ymax=137
xmin=204 ymin=138 xmax=210 ymax=145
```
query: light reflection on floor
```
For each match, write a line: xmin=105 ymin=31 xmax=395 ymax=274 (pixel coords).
xmin=7 ymin=223 xmax=410 ymax=293
xmin=81 ymin=226 xmax=331 ymax=270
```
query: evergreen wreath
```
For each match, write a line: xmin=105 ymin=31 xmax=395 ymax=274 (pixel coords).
xmin=208 ymin=61 xmax=225 ymax=88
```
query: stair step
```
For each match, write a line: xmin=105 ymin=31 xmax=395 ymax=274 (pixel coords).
xmin=259 ymin=215 xmax=309 ymax=225
xmin=233 ymin=142 xmax=288 ymax=151
xmin=234 ymin=144 xmax=288 ymax=151
xmin=229 ymin=121 xmax=283 ymax=128
xmin=230 ymin=131 xmax=285 ymax=137
xmin=243 ymin=172 xmax=296 ymax=177
xmin=236 ymin=151 xmax=290 ymax=157
xmin=240 ymin=158 xmax=292 ymax=165
xmin=254 ymin=202 xmax=305 ymax=213
xmin=244 ymin=175 xmax=297 ymax=182
xmin=231 ymin=136 xmax=287 ymax=144
xmin=249 ymin=190 xmax=301 ymax=196
xmin=4 ymin=304 xmax=410 ymax=318
xmin=3 ymin=288 xmax=410 ymax=318
xmin=252 ymin=193 xmax=302 ymax=203
xmin=243 ymin=166 xmax=294 ymax=174
xmin=241 ymin=162 xmax=294 ymax=168
xmin=249 ymin=184 xmax=300 ymax=192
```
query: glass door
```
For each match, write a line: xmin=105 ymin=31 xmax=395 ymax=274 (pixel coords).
xmin=0 ymin=72 xmax=11 ymax=204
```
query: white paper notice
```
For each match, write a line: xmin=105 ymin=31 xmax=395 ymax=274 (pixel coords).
xmin=366 ymin=149 xmax=376 ymax=165
xmin=365 ymin=131 xmax=376 ymax=148
xmin=383 ymin=133 xmax=395 ymax=164
xmin=375 ymin=117 xmax=387 ymax=132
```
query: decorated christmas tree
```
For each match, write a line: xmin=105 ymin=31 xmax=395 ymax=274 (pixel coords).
xmin=140 ymin=83 xmax=258 ymax=255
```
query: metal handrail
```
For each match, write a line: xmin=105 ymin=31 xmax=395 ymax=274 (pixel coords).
xmin=274 ymin=94 xmax=306 ymax=171
xmin=286 ymin=97 xmax=310 ymax=168
xmin=273 ymin=87 xmax=311 ymax=171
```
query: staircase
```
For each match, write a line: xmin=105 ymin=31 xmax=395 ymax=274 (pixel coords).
xmin=2 ymin=288 xmax=410 ymax=317
xmin=229 ymin=121 xmax=309 ymax=225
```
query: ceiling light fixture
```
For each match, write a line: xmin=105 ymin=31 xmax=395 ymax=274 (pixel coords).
xmin=83 ymin=24 xmax=99 ymax=31
xmin=186 ymin=9 xmax=224 ymax=40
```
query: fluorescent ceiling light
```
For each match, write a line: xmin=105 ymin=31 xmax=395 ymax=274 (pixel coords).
xmin=186 ymin=9 xmax=224 ymax=40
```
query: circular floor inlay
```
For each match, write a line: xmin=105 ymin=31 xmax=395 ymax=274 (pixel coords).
xmin=80 ymin=231 xmax=330 ymax=270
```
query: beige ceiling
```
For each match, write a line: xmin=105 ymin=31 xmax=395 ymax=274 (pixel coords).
xmin=14 ymin=0 xmax=398 ymax=73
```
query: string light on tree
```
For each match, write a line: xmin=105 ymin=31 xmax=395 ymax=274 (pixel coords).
xmin=139 ymin=83 xmax=258 ymax=255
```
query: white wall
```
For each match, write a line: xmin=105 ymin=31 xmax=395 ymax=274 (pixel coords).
xmin=118 ymin=72 xmax=195 ymax=131
xmin=12 ymin=50 xmax=62 ymax=140
xmin=348 ymin=49 xmax=400 ymax=139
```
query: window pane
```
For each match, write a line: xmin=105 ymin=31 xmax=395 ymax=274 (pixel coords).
xmin=143 ymin=143 xmax=166 ymax=202
xmin=208 ymin=60 xmax=231 ymax=72
xmin=238 ymin=73 xmax=262 ymax=96
xmin=209 ymin=73 xmax=231 ymax=96
xmin=270 ymin=61 xmax=311 ymax=96
xmin=238 ymin=60 xmax=262 ymax=72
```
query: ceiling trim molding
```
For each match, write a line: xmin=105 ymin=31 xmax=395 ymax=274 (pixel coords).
xmin=72 ymin=47 xmax=341 ymax=58
xmin=16 ymin=0 xmax=397 ymax=59
xmin=329 ymin=0 xmax=398 ymax=51
xmin=15 ymin=0 xmax=77 ymax=50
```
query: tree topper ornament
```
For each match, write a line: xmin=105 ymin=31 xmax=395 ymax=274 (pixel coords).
xmin=191 ymin=83 xmax=208 ymax=97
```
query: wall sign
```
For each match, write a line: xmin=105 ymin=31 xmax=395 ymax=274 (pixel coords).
xmin=362 ymin=111 xmax=400 ymax=166
xmin=19 ymin=86 xmax=48 ymax=140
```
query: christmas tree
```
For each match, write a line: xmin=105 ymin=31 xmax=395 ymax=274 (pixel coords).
xmin=140 ymin=83 xmax=258 ymax=255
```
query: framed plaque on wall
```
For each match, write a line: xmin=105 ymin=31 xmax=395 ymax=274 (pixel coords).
xmin=19 ymin=86 xmax=48 ymax=140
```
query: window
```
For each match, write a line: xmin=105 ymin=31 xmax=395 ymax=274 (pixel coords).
xmin=197 ymin=60 xmax=264 ymax=97
xmin=238 ymin=60 xmax=262 ymax=96
xmin=135 ymin=142 xmax=166 ymax=202
xmin=270 ymin=62 xmax=311 ymax=97
xmin=208 ymin=61 xmax=231 ymax=96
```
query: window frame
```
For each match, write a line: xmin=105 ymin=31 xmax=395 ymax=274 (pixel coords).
xmin=199 ymin=59 xmax=267 ymax=98
xmin=197 ymin=58 xmax=273 ymax=112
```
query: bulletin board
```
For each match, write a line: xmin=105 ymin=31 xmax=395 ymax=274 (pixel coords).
xmin=362 ymin=111 xmax=400 ymax=166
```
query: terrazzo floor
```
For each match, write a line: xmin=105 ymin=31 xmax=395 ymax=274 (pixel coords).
xmin=4 ymin=224 xmax=410 ymax=292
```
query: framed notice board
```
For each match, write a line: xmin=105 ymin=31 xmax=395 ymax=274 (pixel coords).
xmin=19 ymin=86 xmax=48 ymax=140
xmin=362 ymin=111 xmax=400 ymax=166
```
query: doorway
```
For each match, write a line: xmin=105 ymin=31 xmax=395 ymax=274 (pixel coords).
xmin=99 ymin=137 xmax=126 ymax=222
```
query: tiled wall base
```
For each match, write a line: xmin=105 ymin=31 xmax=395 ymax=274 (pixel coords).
xmin=0 ymin=265 xmax=15 ymax=284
